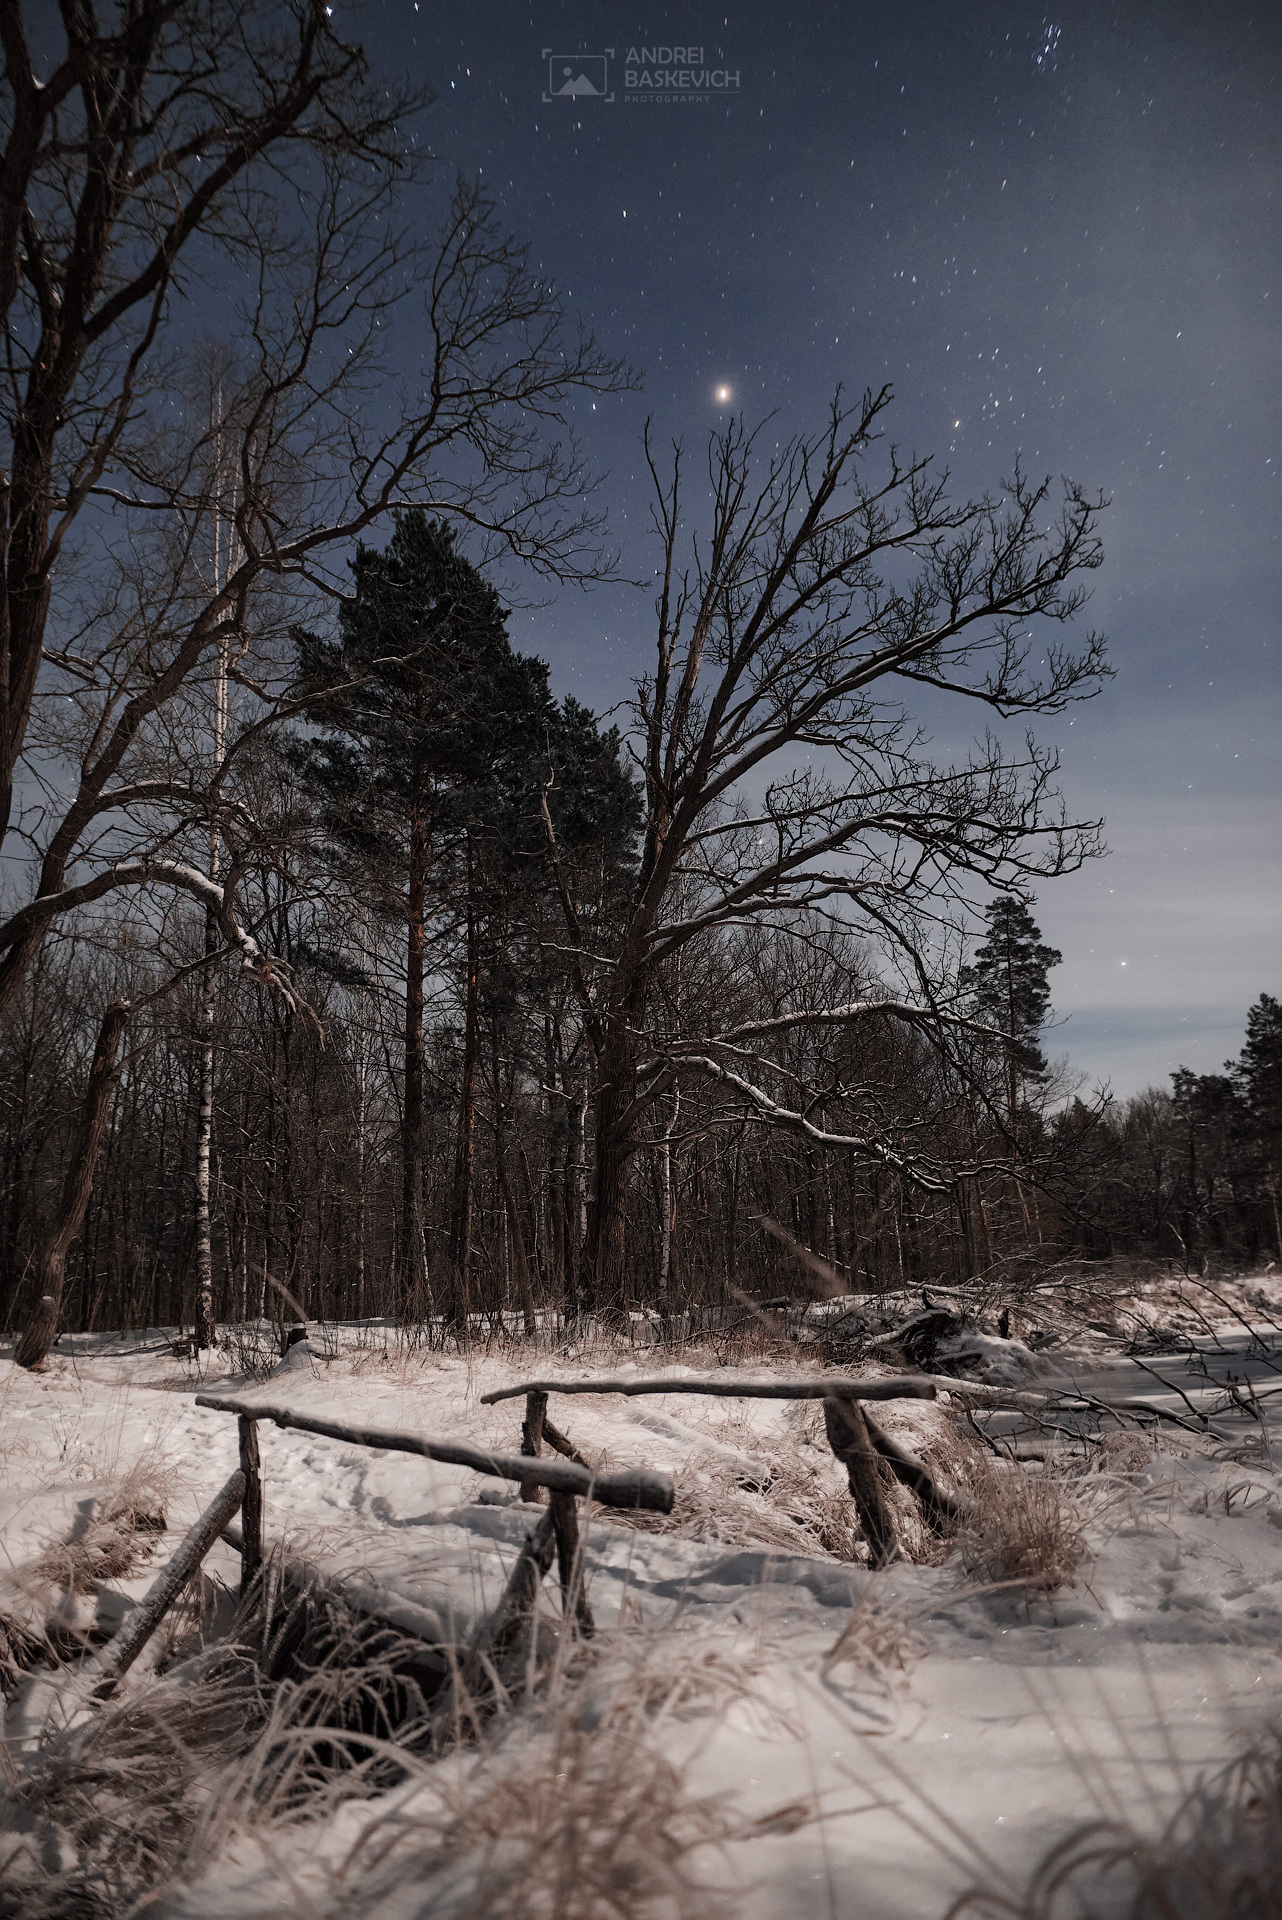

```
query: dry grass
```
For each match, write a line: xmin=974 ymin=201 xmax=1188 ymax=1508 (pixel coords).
xmin=1 ymin=1643 xmax=272 ymax=1916
xmin=592 ymin=1395 xmax=965 ymax=1567
xmin=0 ymin=1576 xmax=785 ymax=1920
xmin=29 ymin=1464 xmax=171 ymax=1595
xmin=821 ymin=1588 xmax=928 ymax=1693
xmin=337 ymin=1730 xmax=735 ymax=1920
xmin=947 ymin=1728 xmax=1282 ymax=1920
xmin=0 ymin=1460 xmax=176 ymax=1689
xmin=953 ymin=1449 xmax=1094 ymax=1599
xmin=323 ymin=1651 xmax=750 ymax=1920
xmin=608 ymin=1431 xmax=864 ymax=1560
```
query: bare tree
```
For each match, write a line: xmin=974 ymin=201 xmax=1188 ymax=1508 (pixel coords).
xmin=542 ymin=389 xmax=1110 ymax=1306
xmin=0 ymin=1 xmax=630 ymax=1360
xmin=0 ymin=2 xmax=628 ymax=1004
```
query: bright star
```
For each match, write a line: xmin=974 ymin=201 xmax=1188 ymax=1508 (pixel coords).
xmin=715 ymin=384 xmax=732 ymax=404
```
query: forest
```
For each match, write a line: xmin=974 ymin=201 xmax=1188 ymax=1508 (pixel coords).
xmin=0 ymin=2 xmax=1277 ymax=1369
xmin=1 ymin=492 xmax=1277 ymax=1358
xmin=4 ymin=16 xmax=1282 ymax=1920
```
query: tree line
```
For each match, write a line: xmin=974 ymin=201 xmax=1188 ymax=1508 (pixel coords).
xmin=1 ymin=5 xmax=1275 ymax=1363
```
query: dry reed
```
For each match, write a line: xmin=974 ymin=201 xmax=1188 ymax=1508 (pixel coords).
xmin=947 ymin=1728 xmax=1282 ymax=1920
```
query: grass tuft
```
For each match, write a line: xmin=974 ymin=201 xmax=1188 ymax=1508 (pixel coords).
xmin=947 ymin=1728 xmax=1282 ymax=1920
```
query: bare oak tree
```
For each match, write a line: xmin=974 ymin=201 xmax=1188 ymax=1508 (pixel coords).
xmin=542 ymin=389 xmax=1110 ymax=1305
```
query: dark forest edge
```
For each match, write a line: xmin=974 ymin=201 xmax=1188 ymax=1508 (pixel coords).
xmin=0 ymin=5 xmax=1277 ymax=1363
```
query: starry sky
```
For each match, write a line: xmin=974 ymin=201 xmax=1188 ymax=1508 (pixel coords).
xmin=351 ymin=0 xmax=1278 ymax=1100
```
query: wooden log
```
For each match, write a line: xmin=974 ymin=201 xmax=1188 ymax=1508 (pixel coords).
xmin=860 ymin=1407 xmax=967 ymax=1530
xmin=550 ymin=1491 xmax=595 ymax=1638
xmin=519 ymin=1390 xmax=547 ymax=1502
xmin=480 ymin=1373 xmax=938 ymax=1407
xmin=823 ymin=1398 xmax=898 ymax=1569
xmin=238 ymin=1415 xmax=263 ymax=1595
xmin=194 ymin=1394 xmax=674 ymax=1513
xmin=90 ymin=1470 xmax=246 ymax=1696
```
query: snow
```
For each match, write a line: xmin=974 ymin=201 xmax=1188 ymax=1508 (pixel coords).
xmin=4 ymin=1281 xmax=1282 ymax=1916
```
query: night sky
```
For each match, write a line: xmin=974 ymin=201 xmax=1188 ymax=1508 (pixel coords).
xmin=351 ymin=0 xmax=1278 ymax=1099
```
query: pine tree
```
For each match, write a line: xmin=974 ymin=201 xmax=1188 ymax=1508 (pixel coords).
xmin=293 ymin=513 xmax=554 ymax=1312
xmin=960 ymin=895 xmax=1063 ymax=1122
xmin=292 ymin=513 xmax=640 ymax=1322
xmin=1231 ymin=992 xmax=1282 ymax=1256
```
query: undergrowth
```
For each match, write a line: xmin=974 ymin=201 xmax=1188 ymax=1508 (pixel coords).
xmin=947 ymin=1728 xmax=1282 ymax=1920
xmin=0 ymin=1578 xmax=781 ymax=1919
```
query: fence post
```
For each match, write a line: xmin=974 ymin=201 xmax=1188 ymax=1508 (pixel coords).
xmin=824 ymin=1395 xmax=898 ymax=1568
xmin=238 ymin=1414 xmax=263 ymax=1595
xmin=519 ymin=1389 xmax=548 ymax=1501
xmin=550 ymin=1490 xmax=595 ymax=1637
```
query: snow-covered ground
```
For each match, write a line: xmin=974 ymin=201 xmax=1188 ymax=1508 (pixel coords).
xmin=3 ymin=1275 xmax=1282 ymax=1918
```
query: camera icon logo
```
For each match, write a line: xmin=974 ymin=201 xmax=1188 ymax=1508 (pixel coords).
xmin=542 ymin=52 xmax=614 ymax=103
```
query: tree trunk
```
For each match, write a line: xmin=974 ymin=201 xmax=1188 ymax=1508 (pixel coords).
xmin=447 ymin=862 xmax=479 ymax=1326
xmin=401 ymin=786 xmax=430 ymax=1316
xmin=658 ymin=1089 xmax=679 ymax=1310
xmin=192 ymin=907 xmax=219 ymax=1350
xmin=589 ymin=1040 xmax=639 ymax=1315
xmin=492 ymin=1009 xmax=536 ymax=1334
xmin=16 ymin=1001 xmax=129 ymax=1369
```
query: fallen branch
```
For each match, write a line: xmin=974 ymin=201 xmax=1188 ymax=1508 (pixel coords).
xmin=89 ymin=1470 xmax=246 ymax=1698
xmin=195 ymin=1394 xmax=674 ymax=1513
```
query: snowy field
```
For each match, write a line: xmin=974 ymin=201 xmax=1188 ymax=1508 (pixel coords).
xmin=3 ymin=1275 xmax=1282 ymax=1918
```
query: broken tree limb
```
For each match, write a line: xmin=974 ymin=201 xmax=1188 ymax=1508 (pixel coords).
xmin=860 ymin=1408 xmax=968 ymax=1530
xmin=824 ymin=1398 xmax=898 ymax=1569
xmin=481 ymin=1373 xmax=938 ymax=1408
xmin=916 ymin=1373 xmax=1228 ymax=1437
xmin=194 ymin=1394 xmax=674 ymax=1513
xmin=90 ymin=1470 xmax=246 ymax=1697
xmin=550 ymin=1490 xmax=595 ymax=1638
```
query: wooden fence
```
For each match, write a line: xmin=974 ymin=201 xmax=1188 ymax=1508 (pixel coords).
xmin=483 ymin=1370 xmax=967 ymax=1568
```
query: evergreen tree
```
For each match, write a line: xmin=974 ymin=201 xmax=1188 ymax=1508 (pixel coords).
xmin=292 ymin=513 xmax=640 ymax=1320
xmin=960 ymin=895 xmax=1063 ymax=1122
xmin=1231 ymin=991 xmax=1282 ymax=1256
xmin=293 ymin=513 xmax=554 ymax=1310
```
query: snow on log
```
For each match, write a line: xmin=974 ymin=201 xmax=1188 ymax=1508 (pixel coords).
xmin=91 ymin=1469 xmax=247 ymax=1696
xmin=480 ymin=1373 xmax=938 ymax=1407
xmin=194 ymin=1395 xmax=674 ymax=1513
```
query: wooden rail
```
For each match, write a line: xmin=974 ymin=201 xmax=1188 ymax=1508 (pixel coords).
xmin=481 ymin=1372 xmax=937 ymax=1407
xmin=194 ymin=1394 xmax=674 ymax=1513
xmin=487 ymin=1370 xmax=966 ymax=1571
xmin=194 ymin=1391 xmax=675 ymax=1690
